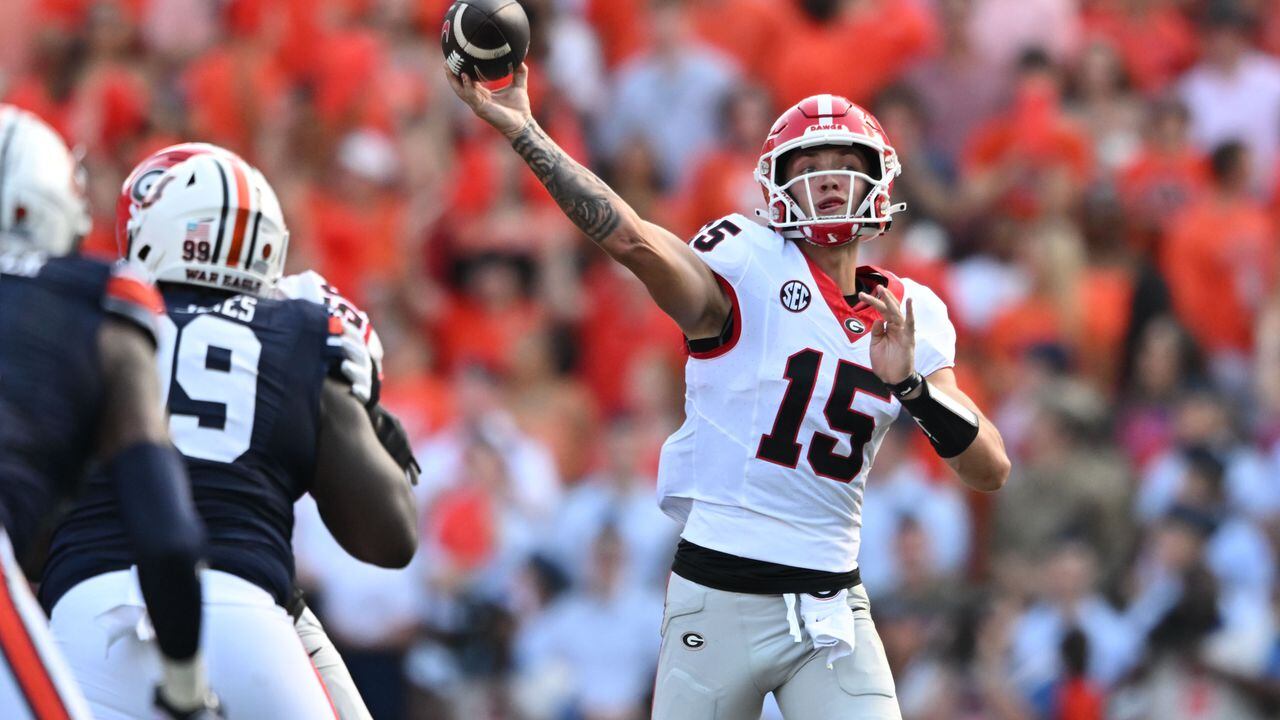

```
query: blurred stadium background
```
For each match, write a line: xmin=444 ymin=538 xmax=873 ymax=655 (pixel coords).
xmin=6 ymin=0 xmax=1280 ymax=718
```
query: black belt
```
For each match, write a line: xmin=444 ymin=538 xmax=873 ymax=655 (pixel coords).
xmin=672 ymin=539 xmax=861 ymax=595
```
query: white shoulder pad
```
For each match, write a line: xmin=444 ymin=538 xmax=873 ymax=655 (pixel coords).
xmin=903 ymin=278 xmax=956 ymax=377
xmin=686 ymin=214 xmax=777 ymax=283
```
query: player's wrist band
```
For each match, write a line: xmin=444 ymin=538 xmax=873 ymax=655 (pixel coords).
xmin=898 ymin=379 xmax=980 ymax=458
xmin=887 ymin=371 xmax=925 ymax=400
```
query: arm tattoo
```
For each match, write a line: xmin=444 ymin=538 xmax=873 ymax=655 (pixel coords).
xmin=509 ymin=121 xmax=622 ymax=243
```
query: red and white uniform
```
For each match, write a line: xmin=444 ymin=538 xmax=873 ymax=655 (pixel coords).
xmin=657 ymin=214 xmax=955 ymax=573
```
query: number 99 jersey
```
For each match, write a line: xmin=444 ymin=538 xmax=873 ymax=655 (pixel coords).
xmin=658 ymin=214 xmax=956 ymax=573
xmin=41 ymin=287 xmax=343 ymax=611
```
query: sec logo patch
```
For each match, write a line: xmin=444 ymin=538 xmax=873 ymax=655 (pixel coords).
xmin=780 ymin=280 xmax=811 ymax=312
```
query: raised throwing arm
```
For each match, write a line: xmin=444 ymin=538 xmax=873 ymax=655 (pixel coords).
xmin=446 ymin=64 xmax=729 ymax=339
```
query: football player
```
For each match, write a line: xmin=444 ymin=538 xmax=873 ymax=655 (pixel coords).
xmin=109 ymin=140 xmax=391 ymax=720
xmin=0 ymin=106 xmax=221 ymax=719
xmin=39 ymin=151 xmax=420 ymax=719
xmin=449 ymin=67 xmax=1011 ymax=718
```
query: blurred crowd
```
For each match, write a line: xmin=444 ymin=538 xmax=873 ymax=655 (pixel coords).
xmin=6 ymin=0 xmax=1280 ymax=717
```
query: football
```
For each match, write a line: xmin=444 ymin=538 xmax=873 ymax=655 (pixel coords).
xmin=441 ymin=0 xmax=530 ymax=82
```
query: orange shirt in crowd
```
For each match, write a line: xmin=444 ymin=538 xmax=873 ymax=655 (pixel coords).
xmin=1162 ymin=196 xmax=1279 ymax=354
xmin=301 ymin=187 xmax=406 ymax=306
xmin=183 ymin=45 xmax=287 ymax=154
xmin=672 ymin=149 xmax=761 ymax=238
xmin=577 ymin=263 xmax=683 ymax=415
xmin=434 ymin=294 xmax=547 ymax=375
xmin=1056 ymin=677 xmax=1105 ymax=720
xmin=986 ymin=269 xmax=1132 ymax=380
xmin=1081 ymin=4 xmax=1199 ymax=94
xmin=38 ymin=0 xmax=143 ymax=29
xmin=686 ymin=0 xmax=799 ymax=79
xmin=1263 ymin=4 xmax=1280 ymax=59
xmin=963 ymin=83 xmax=1094 ymax=219
xmin=762 ymin=0 xmax=937 ymax=108
xmin=1117 ymin=143 xmax=1210 ymax=252
xmin=73 ymin=65 xmax=150 ymax=151
xmin=382 ymin=372 xmax=456 ymax=441
xmin=4 ymin=77 xmax=73 ymax=140
xmin=426 ymin=485 xmax=495 ymax=571
xmin=312 ymin=28 xmax=394 ymax=133
xmin=586 ymin=0 xmax=798 ymax=74
xmin=585 ymin=0 xmax=649 ymax=69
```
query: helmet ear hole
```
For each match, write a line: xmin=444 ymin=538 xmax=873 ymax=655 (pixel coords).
xmin=137 ymin=245 xmax=151 ymax=261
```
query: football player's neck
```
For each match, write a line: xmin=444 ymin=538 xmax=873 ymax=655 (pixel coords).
xmin=800 ymin=240 xmax=861 ymax=295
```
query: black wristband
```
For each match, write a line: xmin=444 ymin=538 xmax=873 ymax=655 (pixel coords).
xmin=887 ymin=371 xmax=925 ymax=399
xmin=899 ymin=380 xmax=980 ymax=458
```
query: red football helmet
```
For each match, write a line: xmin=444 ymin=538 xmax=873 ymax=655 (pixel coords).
xmin=116 ymin=142 xmax=243 ymax=257
xmin=755 ymin=94 xmax=905 ymax=247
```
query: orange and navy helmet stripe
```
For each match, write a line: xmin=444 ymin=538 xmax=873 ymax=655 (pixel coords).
xmin=202 ymin=154 xmax=265 ymax=270
xmin=224 ymin=159 xmax=251 ymax=268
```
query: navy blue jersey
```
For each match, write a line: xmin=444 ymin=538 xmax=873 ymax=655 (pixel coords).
xmin=0 ymin=250 xmax=160 ymax=560
xmin=41 ymin=286 xmax=341 ymax=609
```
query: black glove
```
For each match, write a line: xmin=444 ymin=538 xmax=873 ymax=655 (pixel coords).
xmin=154 ymin=687 xmax=225 ymax=720
xmin=370 ymin=404 xmax=421 ymax=485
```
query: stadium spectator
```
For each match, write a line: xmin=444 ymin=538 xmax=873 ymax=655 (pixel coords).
xmin=1178 ymin=2 xmax=1280 ymax=192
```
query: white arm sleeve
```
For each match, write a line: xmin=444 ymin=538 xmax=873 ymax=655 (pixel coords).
xmin=904 ymin=279 xmax=957 ymax=378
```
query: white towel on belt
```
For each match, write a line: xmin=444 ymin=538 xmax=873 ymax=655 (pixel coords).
xmin=784 ymin=590 xmax=857 ymax=668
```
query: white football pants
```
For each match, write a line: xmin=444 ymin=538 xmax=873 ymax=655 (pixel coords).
xmin=49 ymin=568 xmax=338 ymax=719
xmin=0 ymin=530 xmax=93 ymax=719
xmin=651 ymin=573 xmax=902 ymax=720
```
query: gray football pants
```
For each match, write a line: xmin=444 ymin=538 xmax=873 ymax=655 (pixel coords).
xmin=652 ymin=573 xmax=902 ymax=719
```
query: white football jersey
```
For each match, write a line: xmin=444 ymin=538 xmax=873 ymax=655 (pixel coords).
xmin=657 ymin=214 xmax=956 ymax=573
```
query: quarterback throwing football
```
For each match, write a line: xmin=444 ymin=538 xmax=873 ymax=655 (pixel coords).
xmin=449 ymin=65 xmax=1010 ymax=719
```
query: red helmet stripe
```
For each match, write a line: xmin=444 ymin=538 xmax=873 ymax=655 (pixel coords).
xmin=225 ymin=158 xmax=252 ymax=267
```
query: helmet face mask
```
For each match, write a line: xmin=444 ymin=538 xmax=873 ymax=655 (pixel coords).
xmin=755 ymin=95 xmax=905 ymax=248
xmin=129 ymin=154 xmax=288 ymax=296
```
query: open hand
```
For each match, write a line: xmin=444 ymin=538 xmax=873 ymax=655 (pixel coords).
xmin=444 ymin=63 xmax=532 ymax=138
xmin=858 ymin=285 xmax=915 ymax=386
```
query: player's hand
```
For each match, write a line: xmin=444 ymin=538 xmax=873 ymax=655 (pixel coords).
xmin=278 ymin=271 xmax=385 ymax=405
xmin=154 ymin=686 xmax=225 ymax=720
xmin=858 ymin=285 xmax=915 ymax=386
xmin=445 ymin=62 xmax=532 ymax=138
xmin=335 ymin=328 xmax=384 ymax=407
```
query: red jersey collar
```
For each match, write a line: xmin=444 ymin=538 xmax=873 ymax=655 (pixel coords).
xmin=799 ymin=252 xmax=904 ymax=343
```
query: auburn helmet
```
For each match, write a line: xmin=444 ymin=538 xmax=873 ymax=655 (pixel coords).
xmin=755 ymin=94 xmax=905 ymax=247
xmin=0 ymin=105 xmax=90 ymax=256
xmin=116 ymin=142 xmax=244 ymax=258
xmin=129 ymin=153 xmax=288 ymax=296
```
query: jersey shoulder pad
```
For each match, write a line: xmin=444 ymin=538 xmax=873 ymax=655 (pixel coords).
xmin=274 ymin=295 xmax=347 ymax=368
xmin=900 ymin=277 xmax=956 ymax=377
xmin=686 ymin=214 xmax=777 ymax=282
xmin=102 ymin=263 xmax=164 ymax=344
